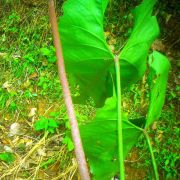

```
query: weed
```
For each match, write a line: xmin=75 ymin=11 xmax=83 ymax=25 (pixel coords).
xmin=34 ymin=116 xmax=59 ymax=133
xmin=0 ymin=152 xmax=15 ymax=164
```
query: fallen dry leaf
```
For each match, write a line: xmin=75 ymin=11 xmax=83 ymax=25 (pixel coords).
xmin=104 ymin=31 xmax=110 ymax=37
xmin=151 ymin=39 xmax=165 ymax=52
xmin=4 ymin=145 xmax=13 ymax=153
xmin=9 ymin=122 xmax=20 ymax=136
xmin=22 ymin=80 xmax=31 ymax=89
xmin=109 ymin=44 xmax=115 ymax=52
xmin=26 ymin=139 xmax=33 ymax=147
xmin=0 ymin=52 xmax=7 ymax=57
xmin=37 ymin=147 xmax=46 ymax=157
xmin=108 ymin=37 xmax=116 ymax=45
xmin=28 ymin=108 xmax=37 ymax=117
xmin=2 ymin=81 xmax=11 ymax=89
xmin=152 ymin=122 xmax=157 ymax=130
xmin=29 ymin=72 xmax=38 ymax=79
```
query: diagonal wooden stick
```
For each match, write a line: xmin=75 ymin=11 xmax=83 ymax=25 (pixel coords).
xmin=48 ymin=1 xmax=90 ymax=179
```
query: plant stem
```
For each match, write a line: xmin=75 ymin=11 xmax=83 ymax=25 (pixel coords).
xmin=48 ymin=1 xmax=90 ymax=179
xmin=143 ymin=130 xmax=159 ymax=180
xmin=114 ymin=55 xmax=125 ymax=180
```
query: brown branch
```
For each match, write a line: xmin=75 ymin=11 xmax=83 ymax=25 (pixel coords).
xmin=48 ymin=1 xmax=90 ymax=179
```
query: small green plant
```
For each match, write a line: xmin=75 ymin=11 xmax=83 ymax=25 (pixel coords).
xmin=38 ymin=75 xmax=61 ymax=96
xmin=58 ymin=0 xmax=170 ymax=179
xmin=62 ymin=136 xmax=74 ymax=151
xmin=34 ymin=116 xmax=58 ymax=133
xmin=40 ymin=46 xmax=56 ymax=63
xmin=9 ymin=101 xmax=17 ymax=112
xmin=5 ymin=12 xmax=20 ymax=33
xmin=38 ymin=76 xmax=50 ymax=91
xmin=0 ymin=152 xmax=15 ymax=164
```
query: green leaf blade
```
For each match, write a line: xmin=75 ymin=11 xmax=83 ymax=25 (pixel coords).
xmin=146 ymin=51 xmax=170 ymax=127
xmin=59 ymin=0 xmax=114 ymax=107
xmin=119 ymin=0 xmax=160 ymax=87
xmin=80 ymin=96 xmax=143 ymax=179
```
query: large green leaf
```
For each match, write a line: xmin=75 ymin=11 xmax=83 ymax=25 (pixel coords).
xmin=146 ymin=51 xmax=170 ymax=127
xmin=80 ymin=96 xmax=143 ymax=179
xmin=119 ymin=0 xmax=160 ymax=87
xmin=59 ymin=0 xmax=160 ymax=106
xmin=59 ymin=0 xmax=114 ymax=107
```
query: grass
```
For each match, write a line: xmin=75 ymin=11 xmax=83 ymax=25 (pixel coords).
xmin=0 ymin=0 xmax=179 ymax=179
xmin=0 ymin=1 xmax=78 ymax=179
xmin=0 ymin=2 xmax=95 ymax=178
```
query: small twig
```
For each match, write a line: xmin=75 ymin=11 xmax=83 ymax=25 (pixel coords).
xmin=48 ymin=1 xmax=90 ymax=179
xmin=33 ymin=155 xmax=43 ymax=179
xmin=43 ymin=104 xmax=54 ymax=115
xmin=18 ymin=134 xmax=39 ymax=141
xmin=124 ymin=153 xmax=145 ymax=163
xmin=1 ymin=132 xmax=48 ymax=178
xmin=52 ymin=160 xmax=77 ymax=180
